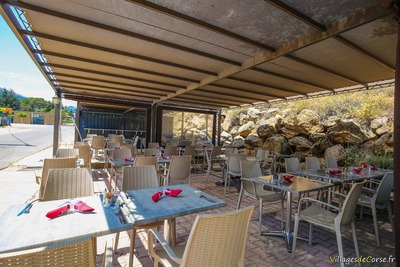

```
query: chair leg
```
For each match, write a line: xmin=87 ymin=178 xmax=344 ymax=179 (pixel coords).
xmin=371 ymin=204 xmax=380 ymax=247
xmin=388 ymin=204 xmax=394 ymax=233
xmin=258 ymin=198 xmax=263 ymax=235
xmin=129 ymin=228 xmax=137 ymax=267
xmin=114 ymin=232 xmax=120 ymax=252
xmin=237 ymin=186 xmax=243 ymax=209
xmin=351 ymin=221 xmax=360 ymax=259
xmin=291 ymin=214 xmax=300 ymax=259
xmin=308 ymin=223 xmax=313 ymax=246
xmin=280 ymin=199 xmax=284 ymax=230
xmin=335 ymin=226 xmax=345 ymax=267
xmin=205 ymin=163 xmax=211 ymax=188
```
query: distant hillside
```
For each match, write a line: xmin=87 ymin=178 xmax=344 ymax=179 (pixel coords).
xmin=0 ymin=87 xmax=25 ymax=99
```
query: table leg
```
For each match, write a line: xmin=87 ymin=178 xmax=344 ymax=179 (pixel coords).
xmin=261 ymin=191 xmax=310 ymax=252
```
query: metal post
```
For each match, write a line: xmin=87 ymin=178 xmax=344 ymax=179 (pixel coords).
xmin=52 ymin=95 xmax=61 ymax=156
xmin=393 ymin=20 xmax=400 ymax=264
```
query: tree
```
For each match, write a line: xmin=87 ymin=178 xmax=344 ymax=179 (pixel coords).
xmin=16 ymin=112 xmax=27 ymax=123
xmin=0 ymin=88 xmax=20 ymax=110
xmin=20 ymin=97 xmax=48 ymax=111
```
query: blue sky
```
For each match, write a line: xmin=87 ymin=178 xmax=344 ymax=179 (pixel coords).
xmin=0 ymin=16 xmax=76 ymax=107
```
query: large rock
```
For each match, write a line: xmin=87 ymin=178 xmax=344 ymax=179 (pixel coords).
xmin=370 ymin=116 xmax=393 ymax=136
xmin=247 ymin=108 xmax=262 ymax=121
xmin=222 ymin=114 xmax=240 ymax=132
xmin=326 ymin=121 xmax=369 ymax=144
xmin=288 ymin=136 xmax=312 ymax=151
xmin=230 ymin=126 xmax=240 ymax=137
xmin=322 ymin=116 xmax=341 ymax=128
xmin=257 ymin=124 xmax=276 ymax=139
xmin=283 ymin=109 xmax=324 ymax=135
xmin=231 ymin=136 xmax=245 ymax=148
xmin=374 ymin=132 xmax=393 ymax=155
xmin=324 ymin=145 xmax=344 ymax=161
xmin=245 ymin=134 xmax=263 ymax=149
xmin=308 ymin=135 xmax=332 ymax=156
xmin=281 ymin=127 xmax=301 ymax=139
xmin=262 ymin=134 xmax=291 ymax=154
xmin=238 ymin=121 xmax=255 ymax=138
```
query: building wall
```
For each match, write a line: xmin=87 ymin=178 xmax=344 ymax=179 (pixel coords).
xmin=12 ymin=111 xmax=55 ymax=125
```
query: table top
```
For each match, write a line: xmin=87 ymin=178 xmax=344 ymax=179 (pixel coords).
xmin=298 ymin=169 xmax=386 ymax=183
xmin=0 ymin=196 xmax=127 ymax=253
xmin=0 ymin=185 xmax=225 ymax=253
xmin=109 ymin=157 xmax=171 ymax=167
xmin=256 ymin=175 xmax=334 ymax=195
xmin=121 ymin=184 xmax=226 ymax=227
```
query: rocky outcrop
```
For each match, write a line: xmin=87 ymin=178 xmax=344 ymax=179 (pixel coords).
xmin=219 ymin=107 xmax=393 ymax=158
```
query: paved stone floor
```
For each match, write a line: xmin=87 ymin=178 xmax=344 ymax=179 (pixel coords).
xmin=1 ymin=159 xmax=395 ymax=266
xmin=92 ymin=168 xmax=396 ymax=267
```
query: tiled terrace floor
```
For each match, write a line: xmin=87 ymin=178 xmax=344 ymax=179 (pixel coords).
xmin=91 ymin=167 xmax=396 ymax=267
xmin=0 ymin=162 xmax=395 ymax=267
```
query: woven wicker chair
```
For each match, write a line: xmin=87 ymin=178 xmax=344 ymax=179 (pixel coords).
xmin=111 ymin=135 xmax=124 ymax=146
xmin=284 ymin=158 xmax=301 ymax=174
xmin=325 ymin=156 xmax=339 ymax=169
xmin=121 ymin=144 xmax=137 ymax=157
xmin=147 ymin=142 xmax=159 ymax=148
xmin=358 ymin=172 xmax=394 ymax=247
xmin=305 ymin=156 xmax=321 ymax=170
xmin=165 ymin=155 xmax=192 ymax=185
xmin=111 ymin=149 xmax=132 ymax=185
xmin=115 ymin=165 xmax=165 ymax=267
xmin=36 ymin=157 xmax=77 ymax=198
xmin=204 ymin=146 xmax=223 ymax=187
xmin=91 ymin=135 xmax=105 ymax=158
xmin=55 ymin=148 xmax=79 ymax=158
xmin=224 ymin=153 xmax=247 ymax=194
xmin=41 ymin=168 xmax=94 ymax=201
xmin=148 ymin=206 xmax=254 ymax=267
xmin=144 ymin=148 xmax=162 ymax=157
xmin=0 ymin=238 xmax=112 ymax=267
xmin=163 ymin=145 xmax=178 ymax=156
xmin=292 ymin=181 xmax=365 ymax=267
xmin=238 ymin=160 xmax=284 ymax=235
xmin=74 ymin=144 xmax=92 ymax=168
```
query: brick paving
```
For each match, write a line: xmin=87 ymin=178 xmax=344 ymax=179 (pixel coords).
xmin=0 ymin=159 xmax=395 ymax=267
xmin=93 ymin=168 xmax=396 ymax=267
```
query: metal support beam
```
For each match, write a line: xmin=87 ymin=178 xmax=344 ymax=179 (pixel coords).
xmin=393 ymin=18 xmax=400 ymax=265
xmin=52 ymin=94 xmax=61 ymax=156
xmin=150 ymin=104 xmax=158 ymax=143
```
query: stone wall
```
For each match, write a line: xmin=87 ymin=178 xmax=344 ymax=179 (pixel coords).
xmin=221 ymin=107 xmax=393 ymax=162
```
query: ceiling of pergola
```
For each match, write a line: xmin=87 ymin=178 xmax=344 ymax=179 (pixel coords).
xmin=0 ymin=0 xmax=398 ymax=110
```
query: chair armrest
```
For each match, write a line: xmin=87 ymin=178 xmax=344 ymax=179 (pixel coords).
xmin=35 ymin=171 xmax=41 ymax=185
xmin=102 ymin=240 xmax=113 ymax=267
xmin=323 ymin=189 xmax=347 ymax=198
xmin=148 ymin=228 xmax=182 ymax=265
xmin=298 ymin=197 xmax=341 ymax=213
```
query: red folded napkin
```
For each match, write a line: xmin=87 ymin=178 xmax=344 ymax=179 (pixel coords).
xmin=370 ymin=166 xmax=378 ymax=171
xmin=164 ymin=188 xmax=182 ymax=197
xmin=152 ymin=191 xmax=163 ymax=202
xmin=46 ymin=204 xmax=71 ymax=219
xmin=74 ymin=201 xmax=95 ymax=213
xmin=353 ymin=167 xmax=363 ymax=174
xmin=152 ymin=188 xmax=182 ymax=202
xmin=329 ymin=169 xmax=342 ymax=175
xmin=125 ymin=157 xmax=133 ymax=161
xmin=282 ymin=175 xmax=294 ymax=184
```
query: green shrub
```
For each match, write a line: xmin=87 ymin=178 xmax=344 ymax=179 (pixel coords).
xmin=366 ymin=154 xmax=393 ymax=170
xmin=340 ymin=145 xmax=365 ymax=167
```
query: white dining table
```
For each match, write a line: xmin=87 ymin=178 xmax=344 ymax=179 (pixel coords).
xmin=255 ymin=175 xmax=334 ymax=252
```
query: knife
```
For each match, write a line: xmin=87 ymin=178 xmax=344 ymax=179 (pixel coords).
xmin=17 ymin=202 xmax=33 ymax=216
xmin=200 ymin=194 xmax=216 ymax=203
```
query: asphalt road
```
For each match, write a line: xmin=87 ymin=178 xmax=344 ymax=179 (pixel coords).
xmin=0 ymin=124 xmax=75 ymax=170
